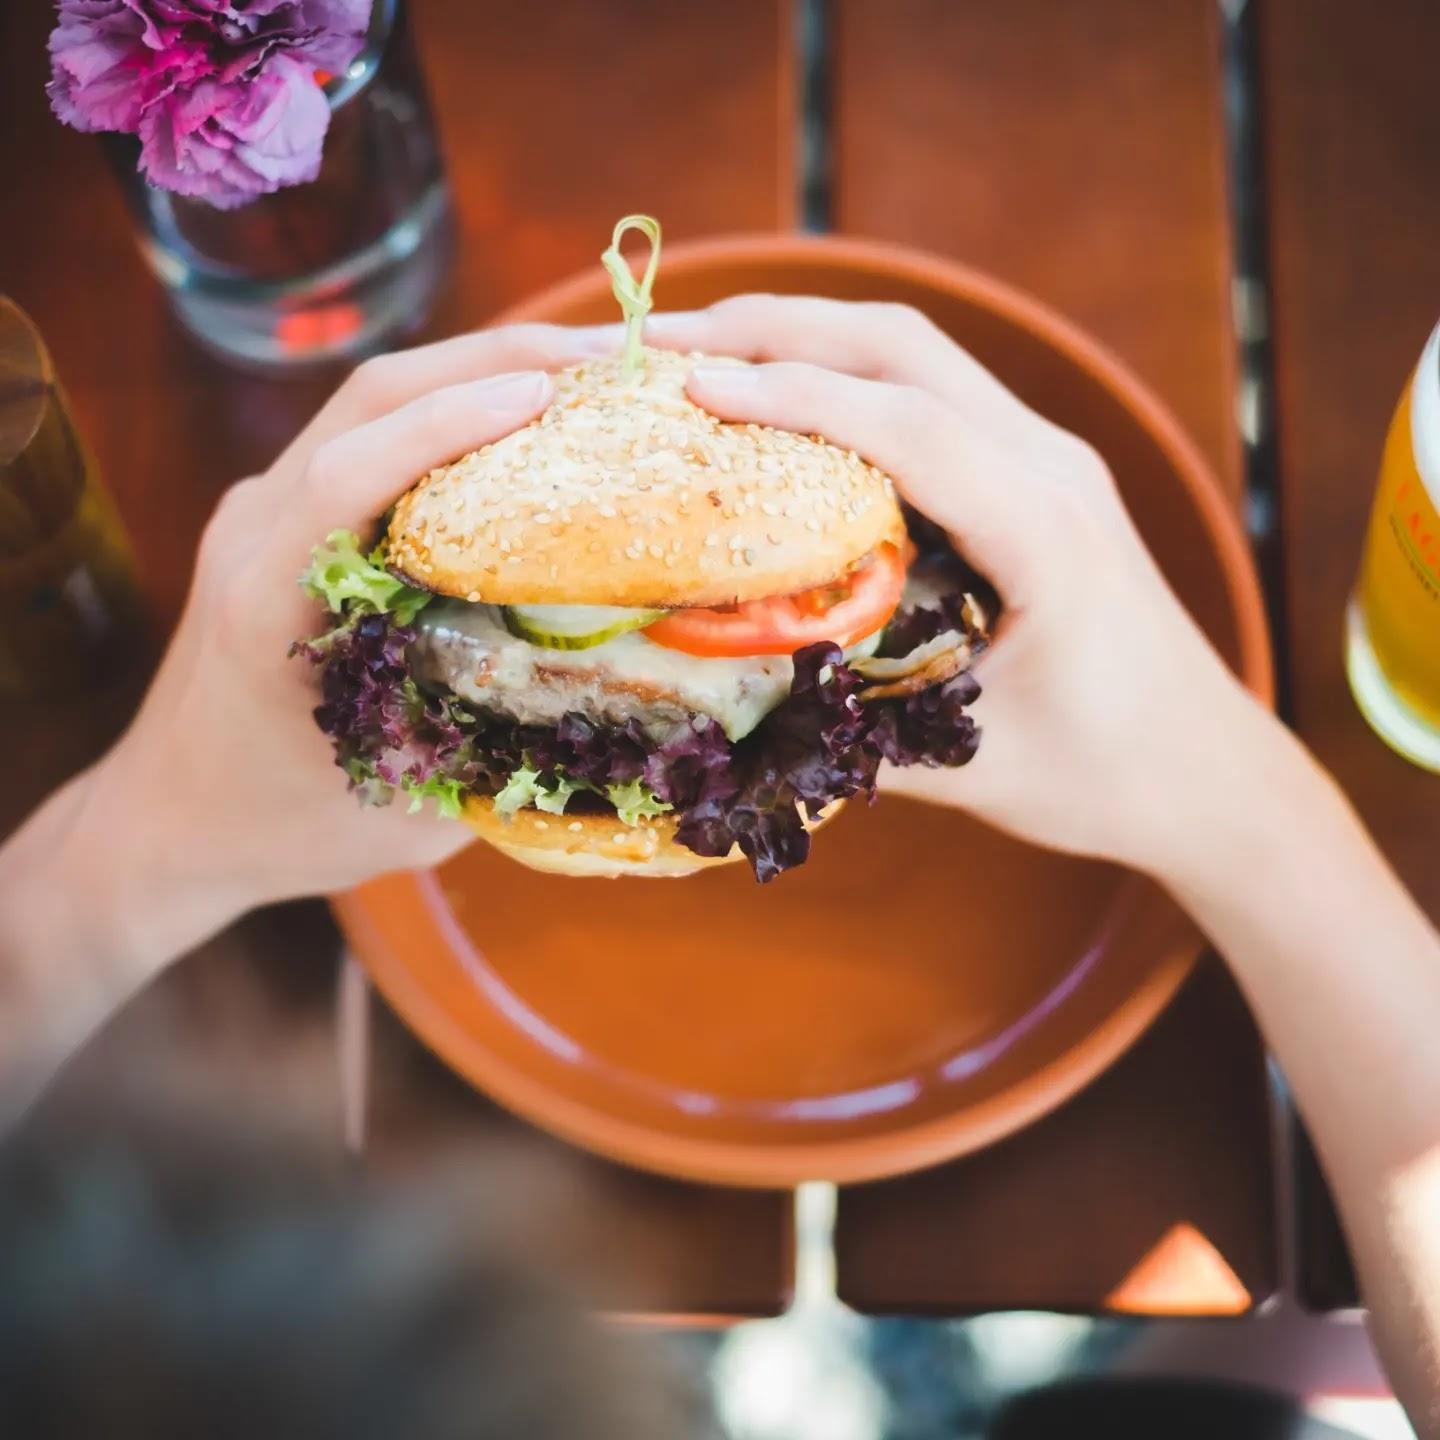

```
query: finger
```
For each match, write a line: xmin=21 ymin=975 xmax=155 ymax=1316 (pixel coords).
xmin=686 ymin=360 xmax=1035 ymax=597
xmin=270 ymin=323 xmax=620 ymax=485
xmin=648 ymin=295 xmax=1041 ymax=441
xmin=284 ymin=370 xmax=553 ymax=554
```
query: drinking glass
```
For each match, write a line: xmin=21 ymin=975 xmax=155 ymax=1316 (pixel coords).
xmin=1345 ymin=317 xmax=1440 ymax=770
xmin=112 ymin=0 xmax=452 ymax=374
xmin=0 ymin=297 xmax=147 ymax=698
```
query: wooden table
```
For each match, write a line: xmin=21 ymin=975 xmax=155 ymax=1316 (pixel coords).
xmin=4 ymin=0 xmax=1437 ymax=1320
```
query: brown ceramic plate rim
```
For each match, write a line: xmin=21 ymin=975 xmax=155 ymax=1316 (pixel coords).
xmin=336 ymin=235 xmax=1273 ymax=1187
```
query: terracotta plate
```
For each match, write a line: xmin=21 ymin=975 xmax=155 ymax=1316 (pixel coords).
xmin=334 ymin=237 xmax=1271 ymax=1187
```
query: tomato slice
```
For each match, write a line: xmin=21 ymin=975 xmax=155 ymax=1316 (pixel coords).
xmin=644 ymin=545 xmax=907 ymax=657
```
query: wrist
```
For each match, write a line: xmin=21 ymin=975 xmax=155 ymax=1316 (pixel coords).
xmin=1136 ymin=683 xmax=1356 ymax=915
xmin=67 ymin=742 xmax=247 ymax=978
xmin=0 ymin=767 xmax=160 ymax=1069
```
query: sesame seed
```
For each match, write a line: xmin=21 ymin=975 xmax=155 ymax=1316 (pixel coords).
xmin=536 ymin=820 xmax=549 ymax=831
xmin=743 ymin=547 xmax=756 ymax=565
xmin=612 ymin=833 xmax=628 ymax=845
xmin=805 ymin=518 xmax=822 ymax=533
xmin=568 ymin=821 xmax=583 ymax=833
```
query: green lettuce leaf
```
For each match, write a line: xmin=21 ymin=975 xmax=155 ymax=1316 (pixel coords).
xmin=300 ymin=529 xmax=432 ymax=623
xmin=401 ymin=773 xmax=467 ymax=820
xmin=492 ymin=766 xmax=547 ymax=817
xmin=606 ymin=778 xmax=673 ymax=826
xmin=492 ymin=766 xmax=671 ymax=826
xmin=492 ymin=767 xmax=592 ymax=818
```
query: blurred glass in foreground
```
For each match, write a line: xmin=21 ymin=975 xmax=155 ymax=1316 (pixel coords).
xmin=0 ymin=297 xmax=147 ymax=699
xmin=1346 ymin=318 xmax=1440 ymax=771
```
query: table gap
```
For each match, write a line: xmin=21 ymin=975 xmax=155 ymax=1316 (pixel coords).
xmin=796 ymin=0 xmax=833 ymax=233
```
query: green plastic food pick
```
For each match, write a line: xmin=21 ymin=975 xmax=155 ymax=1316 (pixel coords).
xmin=601 ymin=214 xmax=662 ymax=380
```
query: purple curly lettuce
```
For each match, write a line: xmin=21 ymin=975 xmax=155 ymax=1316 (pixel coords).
xmin=49 ymin=0 xmax=370 ymax=208
xmin=871 ymin=670 xmax=982 ymax=769
xmin=674 ymin=644 xmax=882 ymax=882
xmin=295 ymin=596 xmax=983 ymax=882
xmin=292 ymin=614 xmax=482 ymax=810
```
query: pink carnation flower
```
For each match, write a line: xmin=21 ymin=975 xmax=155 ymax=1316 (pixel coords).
xmin=49 ymin=0 xmax=372 ymax=209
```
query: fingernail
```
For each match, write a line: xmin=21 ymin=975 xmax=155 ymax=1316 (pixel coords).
xmin=481 ymin=370 xmax=550 ymax=405
xmin=645 ymin=310 xmax=704 ymax=335
xmin=688 ymin=360 xmax=756 ymax=393
xmin=570 ymin=323 xmax=624 ymax=354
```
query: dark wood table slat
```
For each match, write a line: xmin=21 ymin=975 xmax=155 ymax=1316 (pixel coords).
xmin=828 ymin=0 xmax=1276 ymax=1317
xmin=835 ymin=960 xmax=1277 ymax=1317
xmin=1255 ymin=0 xmax=1440 ymax=1312
xmin=832 ymin=0 xmax=1241 ymax=496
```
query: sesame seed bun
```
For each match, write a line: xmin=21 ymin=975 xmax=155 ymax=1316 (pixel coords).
xmin=460 ymin=794 xmax=842 ymax=879
xmin=386 ymin=349 xmax=905 ymax=608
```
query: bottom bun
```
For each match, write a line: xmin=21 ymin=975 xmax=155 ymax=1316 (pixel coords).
xmin=460 ymin=796 xmax=842 ymax=879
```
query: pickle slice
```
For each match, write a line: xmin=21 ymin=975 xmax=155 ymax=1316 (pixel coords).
xmin=501 ymin=604 xmax=668 ymax=650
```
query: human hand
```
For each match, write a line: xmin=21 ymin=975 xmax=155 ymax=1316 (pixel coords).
xmin=649 ymin=296 xmax=1276 ymax=877
xmin=71 ymin=323 xmax=619 ymax=968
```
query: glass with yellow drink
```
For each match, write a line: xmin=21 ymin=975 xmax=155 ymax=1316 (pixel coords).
xmin=1345 ymin=319 xmax=1440 ymax=770
xmin=0 ymin=297 xmax=147 ymax=697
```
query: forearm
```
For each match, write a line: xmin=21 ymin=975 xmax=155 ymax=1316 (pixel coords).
xmin=0 ymin=756 xmax=229 ymax=1130
xmin=1155 ymin=696 xmax=1440 ymax=1429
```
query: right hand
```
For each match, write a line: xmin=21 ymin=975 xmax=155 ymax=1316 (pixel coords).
xmin=649 ymin=296 xmax=1278 ymax=875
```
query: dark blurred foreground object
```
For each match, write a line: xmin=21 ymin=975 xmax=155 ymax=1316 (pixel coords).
xmin=0 ymin=1091 xmax=713 ymax=1440
xmin=110 ymin=0 xmax=452 ymax=374
xmin=989 ymin=1377 xmax=1365 ymax=1440
xmin=0 ymin=296 xmax=148 ymax=699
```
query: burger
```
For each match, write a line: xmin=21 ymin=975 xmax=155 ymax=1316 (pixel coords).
xmin=294 ymin=211 xmax=987 ymax=881
xmin=292 ymin=343 xmax=988 ymax=883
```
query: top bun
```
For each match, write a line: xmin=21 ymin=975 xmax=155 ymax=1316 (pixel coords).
xmin=385 ymin=348 xmax=905 ymax=608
